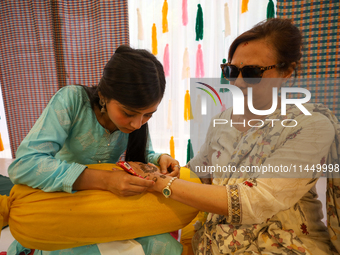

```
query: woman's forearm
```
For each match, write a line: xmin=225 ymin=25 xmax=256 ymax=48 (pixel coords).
xmin=151 ymin=174 xmax=229 ymax=215
xmin=72 ymin=168 xmax=110 ymax=191
xmin=8 ymin=154 xmax=86 ymax=193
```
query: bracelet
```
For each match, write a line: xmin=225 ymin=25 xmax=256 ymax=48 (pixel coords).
xmin=162 ymin=176 xmax=178 ymax=198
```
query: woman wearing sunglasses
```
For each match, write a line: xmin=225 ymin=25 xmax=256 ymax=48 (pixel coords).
xmin=131 ymin=18 xmax=339 ymax=254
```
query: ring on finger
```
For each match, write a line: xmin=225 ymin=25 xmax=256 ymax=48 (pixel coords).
xmin=173 ymin=165 xmax=180 ymax=168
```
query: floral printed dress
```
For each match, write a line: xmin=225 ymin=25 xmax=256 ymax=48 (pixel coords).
xmin=190 ymin=104 xmax=340 ymax=255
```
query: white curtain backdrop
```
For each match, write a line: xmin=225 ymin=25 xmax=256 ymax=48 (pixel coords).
xmin=129 ymin=0 xmax=276 ymax=165
xmin=0 ymin=83 xmax=12 ymax=158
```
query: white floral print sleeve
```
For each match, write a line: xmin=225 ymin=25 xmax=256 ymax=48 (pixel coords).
xmin=190 ymin=104 xmax=338 ymax=255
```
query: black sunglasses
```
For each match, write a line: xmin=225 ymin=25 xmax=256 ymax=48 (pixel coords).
xmin=220 ymin=63 xmax=285 ymax=84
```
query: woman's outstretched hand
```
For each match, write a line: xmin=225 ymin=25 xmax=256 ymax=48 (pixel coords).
xmin=127 ymin=159 xmax=180 ymax=178
xmin=124 ymin=162 xmax=230 ymax=215
xmin=73 ymin=159 xmax=181 ymax=197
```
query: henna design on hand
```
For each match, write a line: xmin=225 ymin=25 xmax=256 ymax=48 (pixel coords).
xmin=138 ymin=163 xmax=158 ymax=173
xmin=160 ymin=175 xmax=166 ymax=179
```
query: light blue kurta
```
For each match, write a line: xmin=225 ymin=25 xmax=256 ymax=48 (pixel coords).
xmin=8 ymin=85 xmax=162 ymax=193
xmin=7 ymin=85 xmax=181 ymax=255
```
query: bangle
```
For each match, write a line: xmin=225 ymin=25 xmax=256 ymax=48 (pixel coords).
xmin=162 ymin=177 xmax=178 ymax=198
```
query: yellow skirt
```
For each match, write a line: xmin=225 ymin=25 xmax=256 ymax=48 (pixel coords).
xmin=0 ymin=164 xmax=200 ymax=251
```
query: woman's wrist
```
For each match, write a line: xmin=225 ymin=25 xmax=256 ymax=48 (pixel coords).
xmin=150 ymin=173 xmax=180 ymax=199
xmin=148 ymin=172 xmax=171 ymax=192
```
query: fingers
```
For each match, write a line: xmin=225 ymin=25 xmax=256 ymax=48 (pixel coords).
xmin=168 ymin=164 xmax=180 ymax=177
xmin=168 ymin=168 xmax=180 ymax=177
xmin=130 ymin=175 xmax=155 ymax=187
xmin=120 ymin=176 xmax=154 ymax=196
xmin=159 ymin=161 xmax=169 ymax=174
xmin=119 ymin=186 xmax=148 ymax=197
xmin=126 ymin=159 xmax=180 ymax=177
xmin=118 ymin=188 xmax=148 ymax=197
xmin=157 ymin=154 xmax=172 ymax=174
xmin=160 ymin=160 xmax=181 ymax=175
xmin=107 ymin=170 xmax=154 ymax=196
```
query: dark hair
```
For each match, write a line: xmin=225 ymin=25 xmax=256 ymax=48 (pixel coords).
xmin=84 ymin=45 xmax=166 ymax=163
xmin=228 ymin=18 xmax=303 ymax=75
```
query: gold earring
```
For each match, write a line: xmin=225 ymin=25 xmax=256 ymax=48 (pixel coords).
xmin=99 ymin=98 xmax=106 ymax=113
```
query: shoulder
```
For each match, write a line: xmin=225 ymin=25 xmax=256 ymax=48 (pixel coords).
xmin=206 ymin=107 xmax=233 ymax=131
xmin=286 ymin=104 xmax=336 ymax=143
xmin=51 ymin=85 xmax=89 ymax=107
xmin=210 ymin=107 xmax=233 ymax=124
xmin=55 ymin=85 xmax=87 ymax=100
xmin=296 ymin=104 xmax=335 ymax=130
